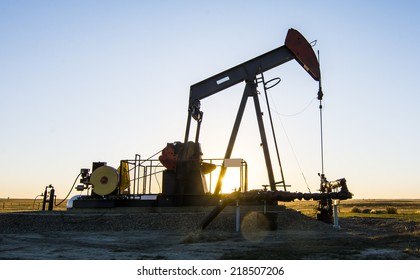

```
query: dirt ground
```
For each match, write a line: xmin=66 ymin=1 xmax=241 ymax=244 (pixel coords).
xmin=0 ymin=206 xmax=418 ymax=260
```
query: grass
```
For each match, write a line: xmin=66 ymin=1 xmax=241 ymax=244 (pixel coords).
xmin=281 ymin=199 xmax=420 ymax=222
xmin=386 ymin=206 xmax=398 ymax=214
xmin=339 ymin=212 xmax=420 ymax=222
xmin=0 ymin=198 xmax=68 ymax=212
xmin=350 ymin=206 xmax=362 ymax=213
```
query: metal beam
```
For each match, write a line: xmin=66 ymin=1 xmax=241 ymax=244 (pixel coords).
xmin=189 ymin=46 xmax=294 ymax=104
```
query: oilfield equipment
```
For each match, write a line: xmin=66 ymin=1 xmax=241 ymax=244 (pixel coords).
xmin=41 ymin=184 xmax=55 ymax=211
xmin=63 ymin=28 xmax=352 ymax=227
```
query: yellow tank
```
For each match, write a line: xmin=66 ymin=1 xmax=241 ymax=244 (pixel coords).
xmin=90 ymin=163 xmax=131 ymax=196
xmin=91 ymin=166 xmax=120 ymax=196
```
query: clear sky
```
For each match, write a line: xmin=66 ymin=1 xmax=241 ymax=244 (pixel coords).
xmin=1 ymin=0 xmax=419 ymax=199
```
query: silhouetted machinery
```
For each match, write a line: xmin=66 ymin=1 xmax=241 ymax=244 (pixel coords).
xmin=69 ymin=28 xmax=352 ymax=225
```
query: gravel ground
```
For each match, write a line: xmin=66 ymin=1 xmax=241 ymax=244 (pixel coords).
xmin=0 ymin=205 xmax=329 ymax=233
xmin=0 ymin=207 xmax=418 ymax=260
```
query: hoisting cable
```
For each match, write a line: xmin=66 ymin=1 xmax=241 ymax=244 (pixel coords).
xmin=317 ymin=50 xmax=325 ymax=177
xmin=257 ymin=73 xmax=287 ymax=191
xmin=276 ymin=96 xmax=317 ymax=117
xmin=268 ymin=92 xmax=312 ymax=193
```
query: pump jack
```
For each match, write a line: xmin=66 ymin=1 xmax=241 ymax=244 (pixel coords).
xmin=183 ymin=29 xmax=319 ymax=192
xmin=71 ymin=29 xmax=352 ymax=227
xmin=174 ymin=28 xmax=352 ymax=228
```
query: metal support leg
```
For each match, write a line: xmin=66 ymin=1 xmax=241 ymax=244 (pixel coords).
xmin=194 ymin=116 xmax=202 ymax=143
xmin=252 ymin=84 xmax=276 ymax=190
xmin=214 ymin=83 xmax=252 ymax=195
xmin=183 ymin=109 xmax=193 ymax=145
xmin=236 ymin=200 xmax=240 ymax=232
xmin=333 ymin=200 xmax=341 ymax=229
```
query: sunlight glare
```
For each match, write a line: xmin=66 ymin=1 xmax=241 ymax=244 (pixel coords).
xmin=206 ymin=166 xmax=242 ymax=194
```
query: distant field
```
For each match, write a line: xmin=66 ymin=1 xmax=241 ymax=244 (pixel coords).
xmin=282 ymin=199 xmax=420 ymax=222
xmin=1 ymin=198 xmax=419 ymax=222
xmin=0 ymin=198 xmax=68 ymax=212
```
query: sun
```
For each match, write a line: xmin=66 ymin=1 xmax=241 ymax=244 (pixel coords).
xmin=220 ymin=168 xmax=242 ymax=193
xmin=206 ymin=166 xmax=243 ymax=194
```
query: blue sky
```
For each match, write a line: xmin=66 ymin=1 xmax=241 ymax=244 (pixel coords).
xmin=1 ymin=0 xmax=419 ymax=199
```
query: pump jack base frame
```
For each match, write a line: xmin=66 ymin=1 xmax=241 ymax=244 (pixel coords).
xmin=70 ymin=194 xmax=221 ymax=210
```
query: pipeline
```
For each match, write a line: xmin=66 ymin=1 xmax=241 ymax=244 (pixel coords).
xmin=200 ymin=177 xmax=352 ymax=230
